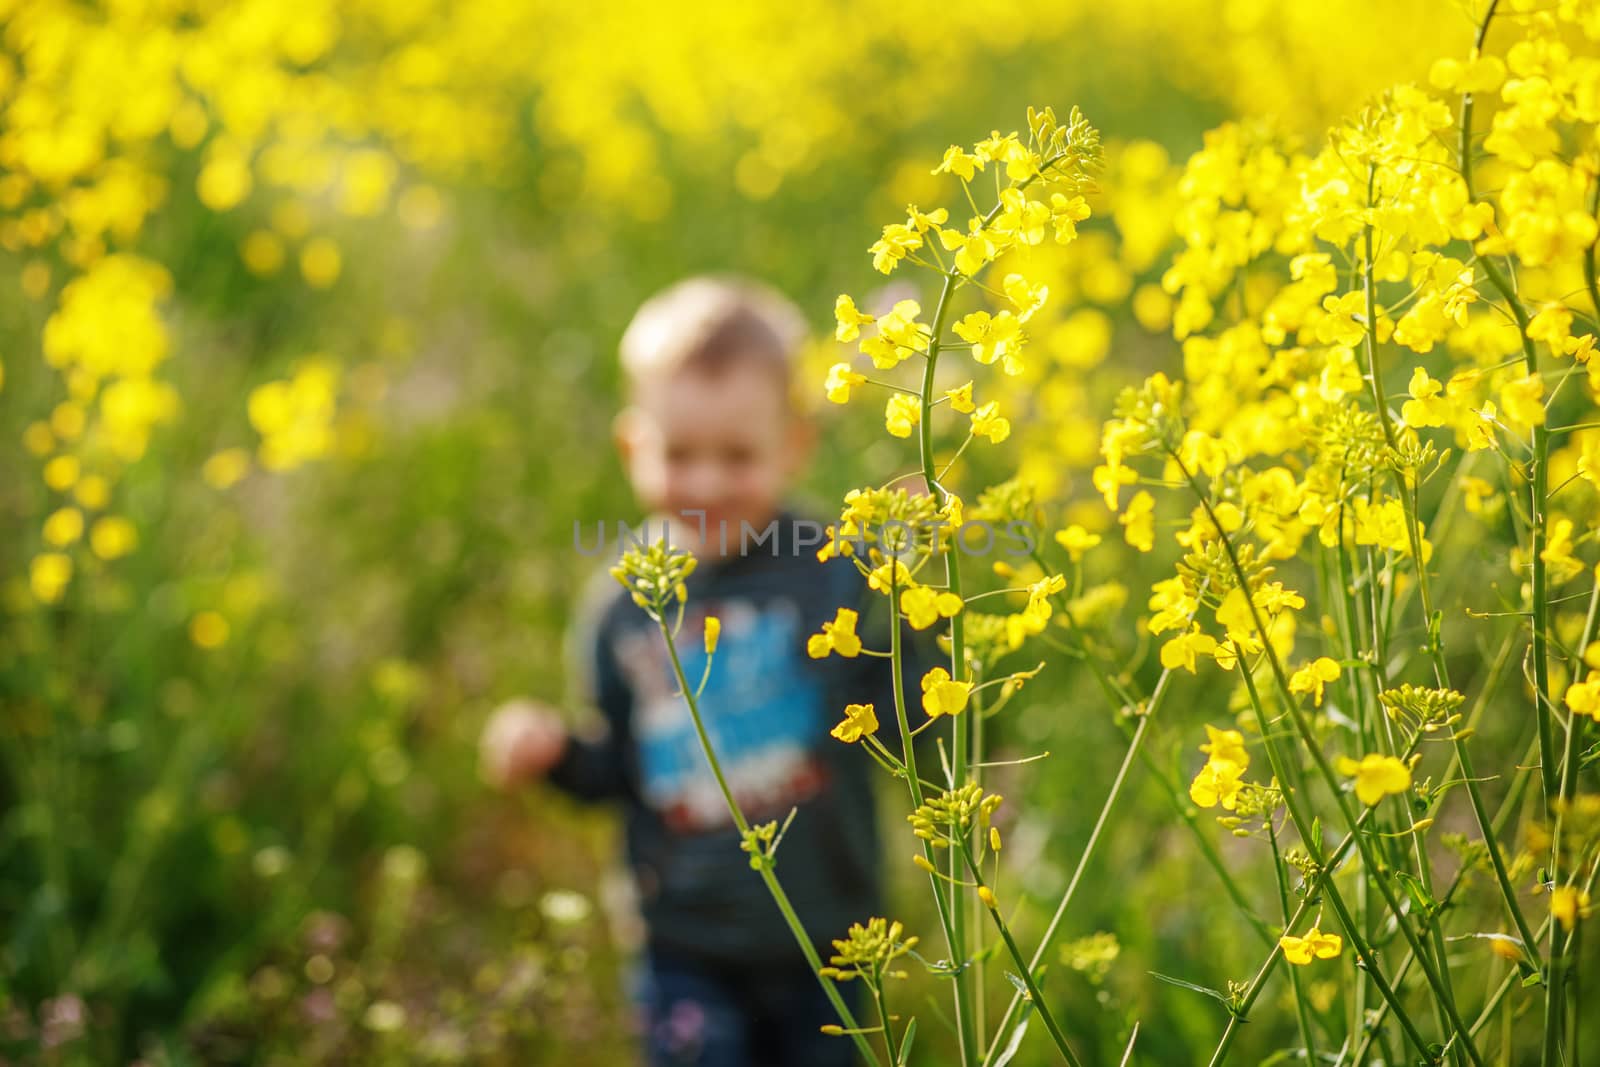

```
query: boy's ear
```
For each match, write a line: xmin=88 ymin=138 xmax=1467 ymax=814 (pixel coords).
xmin=785 ymin=409 xmax=817 ymax=476
xmin=612 ymin=406 xmax=642 ymax=466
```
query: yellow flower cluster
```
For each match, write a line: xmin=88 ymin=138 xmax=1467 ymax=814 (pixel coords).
xmin=1189 ymin=724 xmax=1251 ymax=812
xmin=827 ymin=108 xmax=1101 ymax=454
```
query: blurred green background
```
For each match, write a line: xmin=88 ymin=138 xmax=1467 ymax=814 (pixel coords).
xmin=0 ymin=1 xmax=1461 ymax=1062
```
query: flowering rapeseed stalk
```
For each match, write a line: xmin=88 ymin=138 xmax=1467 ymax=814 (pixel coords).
xmin=1093 ymin=3 xmax=1600 ymax=1063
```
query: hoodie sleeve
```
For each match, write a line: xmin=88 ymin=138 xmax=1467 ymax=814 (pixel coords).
xmin=545 ymin=576 xmax=638 ymax=803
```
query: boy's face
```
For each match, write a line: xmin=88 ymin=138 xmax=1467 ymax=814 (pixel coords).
xmin=616 ymin=363 xmax=811 ymax=559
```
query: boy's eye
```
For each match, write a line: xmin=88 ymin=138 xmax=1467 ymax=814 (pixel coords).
xmin=723 ymin=446 xmax=756 ymax=466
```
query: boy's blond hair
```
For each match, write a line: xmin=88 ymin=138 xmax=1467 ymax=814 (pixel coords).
xmin=619 ymin=275 xmax=808 ymax=398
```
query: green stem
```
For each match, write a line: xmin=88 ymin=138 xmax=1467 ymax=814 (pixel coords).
xmin=887 ymin=565 xmax=966 ymax=1029
xmin=1341 ymin=729 xmax=1539 ymax=1066
xmin=979 ymin=674 xmax=1172 ymax=1066
xmin=916 ymin=215 xmax=981 ymax=1067
xmin=961 ymin=843 xmax=1085 ymax=1067
xmin=1459 ymin=0 xmax=1556 ymax=807
xmin=1179 ymin=459 xmax=1484 ymax=1065
xmin=1268 ymin=820 xmax=1320 ymax=1063
xmin=1351 ymin=217 xmax=1542 ymax=957
xmin=1457 ymin=9 xmax=1569 ymax=1060
xmin=1203 ymin=800 xmax=1407 ymax=1066
xmin=656 ymin=618 xmax=883 ymax=1067
xmin=1029 ymin=546 xmax=1277 ymax=943
xmin=874 ymin=978 xmax=899 ymax=1066
xmin=1358 ymin=165 xmax=1465 ymax=1065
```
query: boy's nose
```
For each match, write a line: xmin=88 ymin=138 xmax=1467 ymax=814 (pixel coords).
xmin=682 ymin=462 xmax=731 ymax=505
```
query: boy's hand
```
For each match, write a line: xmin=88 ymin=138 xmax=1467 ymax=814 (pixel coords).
xmin=480 ymin=699 xmax=568 ymax=789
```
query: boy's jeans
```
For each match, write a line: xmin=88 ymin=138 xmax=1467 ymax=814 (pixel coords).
xmin=636 ymin=947 xmax=862 ymax=1067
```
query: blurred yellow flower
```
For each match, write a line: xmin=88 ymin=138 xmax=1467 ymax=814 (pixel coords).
xmin=1549 ymin=886 xmax=1591 ymax=931
xmin=30 ymin=553 xmax=73 ymax=604
xmin=42 ymin=507 xmax=84 ymax=547
xmin=299 ymin=237 xmax=342 ymax=289
xmin=1054 ymin=524 xmax=1100 ymax=562
xmin=189 ymin=611 xmax=230 ymax=649
xmin=1336 ymin=753 xmax=1412 ymax=806
xmin=90 ymin=516 xmax=139 ymax=560
xmin=203 ymin=448 xmax=253 ymax=489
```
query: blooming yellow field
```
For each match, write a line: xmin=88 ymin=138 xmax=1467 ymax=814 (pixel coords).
xmin=2 ymin=0 xmax=1598 ymax=1063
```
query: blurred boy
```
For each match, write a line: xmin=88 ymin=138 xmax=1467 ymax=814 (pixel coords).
xmin=481 ymin=276 xmax=916 ymax=1067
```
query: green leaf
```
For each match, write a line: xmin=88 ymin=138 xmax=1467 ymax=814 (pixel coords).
xmin=1395 ymin=871 xmax=1438 ymax=918
xmin=1148 ymin=970 xmax=1232 ymax=1008
xmin=897 ymin=1018 xmax=917 ymax=1064
xmin=992 ymin=1011 xmax=1032 ymax=1067
xmin=906 ymin=947 xmax=965 ymax=977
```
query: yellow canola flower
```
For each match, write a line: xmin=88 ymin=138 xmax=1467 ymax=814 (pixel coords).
xmin=1214 ymin=587 xmax=1255 ymax=634
xmin=834 ymin=294 xmax=874 ymax=342
xmin=190 ymin=611 xmax=230 ymax=649
xmin=885 ymin=394 xmax=921 ymax=438
xmin=953 ymin=310 xmax=1024 ymax=375
xmin=1400 ymin=367 xmax=1450 ymax=428
xmin=1189 ymin=758 xmax=1244 ymax=810
xmin=1212 ymin=634 xmax=1262 ymax=671
xmin=1199 ymin=724 xmax=1249 ymax=770
xmin=703 ymin=616 xmax=721 ymax=654
xmin=1289 ymin=657 xmax=1341 ymax=706
xmin=1525 ymin=303 xmax=1573 ymax=348
xmin=808 ymin=607 xmax=863 ymax=658
xmin=970 ymin=401 xmax=1010 ymax=444
xmin=42 ymin=507 xmax=84 ymax=547
xmin=1549 ymin=886 xmax=1591 ymax=931
xmin=1280 ymin=926 xmax=1343 ymax=965
xmin=299 ymin=237 xmax=342 ymax=289
xmin=938 ymin=223 xmax=997 ymax=276
xmin=861 ymin=300 xmax=924 ymax=368
xmin=1566 ymin=672 xmax=1600 ymax=721
xmin=1336 ymin=753 xmax=1412 ymax=806
xmin=901 ymin=586 xmax=962 ymax=630
xmin=1499 ymin=373 xmax=1545 ymax=431
xmin=30 ymin=553 xmax=73 ymax=604
xmin=921 ymin=667 xmax=972 ymax=717
xmin=933 ymin=145 xmax=984 ymax=180
xmin=1429 ymin=50 xmax=1505 ymax=94
xmin=945 ymin=381 xmax=975 ymax=414
xmin=865 ymin=559 xmax=913 ymax=595
xmin=824 ymin=363 xmax=866 ymax=404
xmin=1121 ymin=491 xmax=1155 ymax=552
xmin=830 ymin=702 xmax=879 ymax=744
xmin=72 ymin=475 xmax=109 ymax=510
xmin=42 ymin=454 xmax=79 ymax=490
xmin=1054 ymin=524 xmax=1100 ymax=562
xmin=869 ymin=223 xmax=922 ymax=275
xmin=1160 ymin=626 xmax=1217 ymax=673
xmin=203 ymin=448 xmax=253 ymax=489
xmin=90 ymin=516 xmax=139 ymax=560
xmin=1003 ymin=273 xmax=1048 ymax=319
